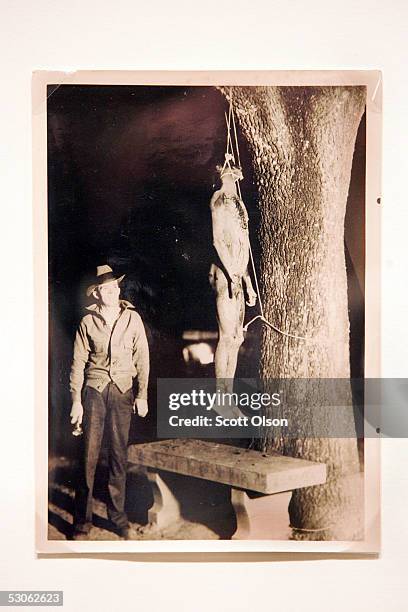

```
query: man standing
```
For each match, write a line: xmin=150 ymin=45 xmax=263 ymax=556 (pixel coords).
xmin=69 ymin=265 xmax=149 ymax=539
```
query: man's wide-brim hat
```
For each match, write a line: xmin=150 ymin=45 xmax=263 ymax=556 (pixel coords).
xmin=86 ymin=265 xmax=125 ymax=297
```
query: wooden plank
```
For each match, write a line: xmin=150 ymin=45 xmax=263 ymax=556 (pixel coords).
xmin=128 ymin=439 xmax=326 ymax=494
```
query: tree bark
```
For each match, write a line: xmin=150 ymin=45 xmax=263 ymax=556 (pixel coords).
xmin=221 ymin=86 xmax=366 ymax=540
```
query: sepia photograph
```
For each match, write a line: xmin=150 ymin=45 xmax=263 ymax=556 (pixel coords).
xmin=4 ymin=0 xmax=408 ymax=606
xmin=33 ymin=71 xmax=381 ymax=553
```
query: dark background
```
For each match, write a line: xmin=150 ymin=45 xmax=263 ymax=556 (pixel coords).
xmin=47 ymin=85 xmax=365 ymax=456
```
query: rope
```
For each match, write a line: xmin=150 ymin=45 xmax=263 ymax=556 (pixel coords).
xmin=224 ymin=108 xmax=233 ymax=159
xmin=222 ymin=109 xmax=235 ymax=177
xmin=290 ymin=524 xmax=333 ymax=533
xmin=231 ymin=107 xmax=241 ymax=169
xmin=224 ymin=96 xmax=307 ymax=341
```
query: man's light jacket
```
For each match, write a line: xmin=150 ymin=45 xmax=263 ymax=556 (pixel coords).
xmin=70 ymin=300 xmax=149 ymax=402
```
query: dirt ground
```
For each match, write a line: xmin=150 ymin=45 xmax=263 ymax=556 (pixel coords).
xmin=48 ymin=456 xmax=236 ymax=541
xmin=48 ymin=456 xmax=363 ymax=542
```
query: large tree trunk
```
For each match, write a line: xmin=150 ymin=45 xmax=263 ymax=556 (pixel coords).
xmin=222 ymin=86 xmax=366 ymax=540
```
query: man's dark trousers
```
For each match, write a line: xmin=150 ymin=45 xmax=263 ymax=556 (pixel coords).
xmin=73 ymin=382 xmax=133 ymax=533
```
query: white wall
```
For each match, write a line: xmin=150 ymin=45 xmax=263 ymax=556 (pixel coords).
xmin=1 ymin=1 xmax=408 ymax=610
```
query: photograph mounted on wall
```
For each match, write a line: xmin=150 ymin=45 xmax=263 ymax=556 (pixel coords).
xmin=33 ymin=70 xmax=381 ymax=554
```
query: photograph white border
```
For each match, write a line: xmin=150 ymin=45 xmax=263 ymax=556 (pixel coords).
xmin=33 ymin=70 xmax=381 ymax=555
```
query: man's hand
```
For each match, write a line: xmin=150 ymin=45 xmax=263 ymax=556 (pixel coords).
xmin=134 ymin=398 xmax=148 ymax=418
xmin=245 ymin=289 xmax=257 ymax=307
xmin=70 ymin=401 xmax=83 ymax=426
